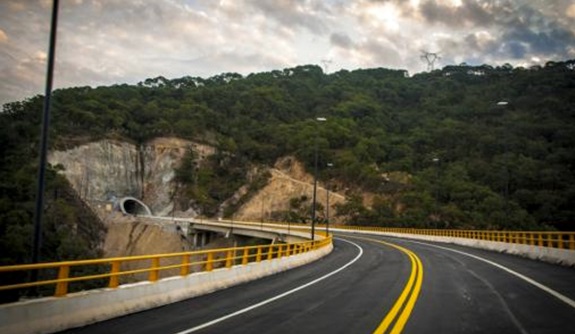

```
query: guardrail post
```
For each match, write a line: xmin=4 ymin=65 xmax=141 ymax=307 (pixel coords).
xmin=521 ymin=233 xmax=526 ymax=245
xmin=109 ymin=261 xmax=120 ymax=288
xmin=149 ymin=258 xmax=160 ymax=282
xmin=206 ymin=252 xmax=214 ymax=272
xmin=226 ymin=250 xmax=234 ymax=268
xmin=267 ymin=245 xmax=274 ymax=260
xmin=54 ymin=265 xmax=70 ymax=297
xmin=242 ymin=248 xmax=249 ymax=265
xmin=181 ymin=255 xmax=190 ymax=276
xmin=256 ymin=246 xmax=262 ymax=262
xmin=570 ymin=234 xmax=574 ymax=250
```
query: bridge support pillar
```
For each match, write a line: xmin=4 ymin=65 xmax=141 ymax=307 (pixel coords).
xmin=190 ymin=231 xmax=216 ymax=248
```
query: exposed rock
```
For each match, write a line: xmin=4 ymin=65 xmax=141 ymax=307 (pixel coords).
xmin=49 ymin=140 xmax=349 ymax=260
xmin=234 ymin=156 xmax=346 ymax=223
xmin=48 ymin=137 xmax=215 ymax=216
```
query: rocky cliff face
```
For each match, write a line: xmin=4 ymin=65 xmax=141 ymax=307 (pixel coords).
xmin=49 ymin=138 xmax=348 ymax=224
xmin=48 ymin=137 xmax=214 ymax=216
xmin=48 ymin=138 xmax=350 ymax=261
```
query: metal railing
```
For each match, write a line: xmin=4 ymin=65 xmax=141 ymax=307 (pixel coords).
xmin=0 ymin=237 xmax=332 ymax=299
xmin=2 ymin=220 xmax=573 ymax=302
xmin=228 ymin=220 xmax=575 ymax=250
xmin=330 ymin=225 xmax=575 ymax=250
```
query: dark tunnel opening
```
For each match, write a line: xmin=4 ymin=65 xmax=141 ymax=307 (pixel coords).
xmin=120 ymin=197 xmax=152 ymax=216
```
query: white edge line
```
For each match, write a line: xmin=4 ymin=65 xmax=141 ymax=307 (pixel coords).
xmin=407 ymin=240 xmax=575 ymax=309
xmin=174 ymin=238 xmax=364 ymax=334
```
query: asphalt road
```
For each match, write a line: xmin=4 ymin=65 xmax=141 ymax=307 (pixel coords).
xmin=59 ymin=234 xmax=575 ymax=334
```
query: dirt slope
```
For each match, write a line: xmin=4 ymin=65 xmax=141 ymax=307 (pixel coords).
xmin=234 ymin=156 xmax=346 ymax=222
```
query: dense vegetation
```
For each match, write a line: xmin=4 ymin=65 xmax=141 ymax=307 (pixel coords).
xmin=1 ymin=60 xmax=574 ymax=270
xmin=0 ymin=142 xmax=106 ymax=299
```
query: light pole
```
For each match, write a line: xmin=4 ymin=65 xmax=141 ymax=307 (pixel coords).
xmin=497 ymin=101 xmax=510 ymax=224
xmin=326 ymin=162 xmax=333 ymax=236
xmin=311 ymin=117 xmax=327 ymax=241
xmin=33 ymin=0 xmax=59 ymax=269
xmin=432 ymin=157 xmax=440 ymax=228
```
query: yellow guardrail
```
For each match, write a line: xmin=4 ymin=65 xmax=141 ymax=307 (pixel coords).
xmin=0 ymin=236 xmax=332 ymax=299
xmin=231 ymin=221 xmax=575 ymax=250
xmin=329 ymin=225 xmax=575 ymax=250
xmin=2 ymin=219 xmax=572 ymax=302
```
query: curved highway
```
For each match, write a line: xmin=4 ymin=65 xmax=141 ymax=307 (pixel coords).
xmin=60 ymin=233 xmax=575 ymax=334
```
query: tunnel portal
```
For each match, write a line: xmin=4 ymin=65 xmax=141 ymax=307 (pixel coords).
xmin=119 ymin=197 xmax=153 ymax=216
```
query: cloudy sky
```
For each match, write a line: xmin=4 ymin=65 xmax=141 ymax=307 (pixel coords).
xmin=1 ymin=0 xmax=574 ymax=105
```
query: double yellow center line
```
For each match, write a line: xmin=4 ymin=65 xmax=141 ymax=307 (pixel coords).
xmin=346 ymin=235 xmax=424 ymax=334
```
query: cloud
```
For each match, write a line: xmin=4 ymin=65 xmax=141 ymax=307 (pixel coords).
xmin=568 ymin=4 xmax=575 ymax=18
xmin=0 ymin=52 xmax=47 ymax=105
xmin=417 ymin=0 xmax=493 ymax=27
xmin=330 ymin=32 xmax=354 ymax=48
xmin=1 ymin=0 xmax=575 ymax=105
xmin=248 ymin=0 xmax=332 ymax=35
xmin=0 ymin=29 xmax=7 ymax=43
xmin=493 ymin=4 xmax=575 ymax=61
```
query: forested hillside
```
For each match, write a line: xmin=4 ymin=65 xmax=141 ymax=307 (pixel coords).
xmin=1 ymin=60 xmax=574 ymax=265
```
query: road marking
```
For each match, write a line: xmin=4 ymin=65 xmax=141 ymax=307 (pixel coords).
xmin=343 ymin=235 xmax=424 ymax=334
xmin=173 ymin=238 xmax=364 ymax=334
xmin=408 ymin=240 xmax=575 ymax=309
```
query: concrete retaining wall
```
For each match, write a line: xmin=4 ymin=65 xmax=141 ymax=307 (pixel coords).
xmin=0 ymin=243 xmax=333 ymax=334
xmin=337 ymin=229 xmax=575 ymax=267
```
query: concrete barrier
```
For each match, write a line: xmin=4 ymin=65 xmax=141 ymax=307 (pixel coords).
xmin=0 ymin=243 xmax=333 ymax=334
xmin=337 ymin=229 xmax=575 ymax=267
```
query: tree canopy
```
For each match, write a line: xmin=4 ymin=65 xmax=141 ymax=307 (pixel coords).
xmin=2 ymin=60 xmax=574 ymax=269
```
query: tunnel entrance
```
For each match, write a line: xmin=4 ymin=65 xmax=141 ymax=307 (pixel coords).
xmin=119 ymin=197 xmax=153 ymax=216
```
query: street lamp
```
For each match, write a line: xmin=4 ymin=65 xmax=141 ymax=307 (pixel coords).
xmin=497 ymin=101 xmax=510 ymax=223
xmin=311 ymin=117 xmax=327 ymax=241
xmin=33 ymin=0 xmax=59 ymax=271
xmin=326 ymin=163 xmax=333 ymax=236
xmin=432 ymin=158 xmax=440 ymax=229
